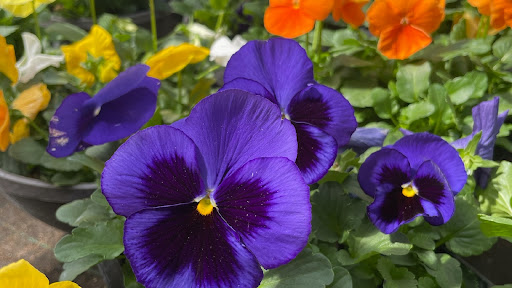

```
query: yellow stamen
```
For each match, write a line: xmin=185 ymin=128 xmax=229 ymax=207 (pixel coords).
xmin=401 ymin=183 xmax=417 ymax=198
xmin=293 ymin=0 xmax=300 ymax=9
xmin=197 ymin=197 xmax=214 ymax=216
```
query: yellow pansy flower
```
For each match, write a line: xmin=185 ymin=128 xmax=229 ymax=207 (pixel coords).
xmin=0 ymin=259 xmax=81 ymax=288
xmin=0 ymin=90 xmax=9 ymax=151
xmin=62 ymin=25 xmax=121 ymax=86
xmin=145 ymin=43 xmax=209 ymax=80
xmin=9 ymin=118 xmax=30 ymax=143
xmin=0 ymin=35 xmax=18 ymax=84
xmin=0 ymin=0 xmax=55 ymax=18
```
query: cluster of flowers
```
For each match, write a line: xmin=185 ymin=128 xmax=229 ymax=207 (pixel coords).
xmin=40 ymin=35 xmax=509 ymax=287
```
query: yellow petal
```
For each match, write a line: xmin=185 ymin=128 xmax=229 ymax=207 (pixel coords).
xmin=12 ymin=83 xmax=51 ymax=120
xmin=62 ymin=25 xmax=121 ymax=86
xmin=0 ymin=259 xmax=49 ymax=288
xmin=9 ymin=119 xmax=30 ymax=144
xmin=0 ymin=0 xmax=55 ymax=18
xmin=146 ymin=43 xmax=209 ymax=80
xmin=0 ymin=90 xmax=10 ymax=151
xmin=0 ymin=35 xmax=18 ymax=84
xmin=49 ymin=281 xmax=82 ymax=288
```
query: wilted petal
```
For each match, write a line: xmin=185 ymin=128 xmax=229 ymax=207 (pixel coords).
xmin=414 ymin=160 xmax=455 ymax=225
xmin=102 ymin=126 xmax=205 ymax=217
xmin=213 ymin=157 xmax=311 ymax=268
xmin=287 ymin=84 xmax=357 ymax=148
xmin=392 ymin=132 xmax=467 ymax=193
xmin=293 ymin=122 xmax=337 ymax=184
xmin=224 ymin=38 xmax=314 ymax=109
xmin=124 ymin=204 xmax=262 ymax=288
xmin=172 ymin=90 xmax=297 ymax=188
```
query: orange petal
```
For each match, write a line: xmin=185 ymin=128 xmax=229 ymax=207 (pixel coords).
xmin=12 ymin=83 xmax=51 ymax=120
xmin=505 ymin=5 xmax=512 ymax=27
xmin=366 ymin=0 xmax=404 ymax=36
xmin=0 ymin=36 xmax=18 ymax=84
xmin=468 ymin=0 xmax=492 ymax=15
xmin=408 ymin=0 xmax=445 ymax=33
xmin=301 ymin=0 xmax=334 ymax=20
xmin=377 ymin=24 xmax=432 ymax=60
xmin=264 ymin=6 xmax=316 ymax=38
xmin=0 ymin=91 xmax=10 ymax=152
xmin=490 ymin=0 xmax=508 ymax=30
xmin=333 ymin=0 xmax=369 ymax=27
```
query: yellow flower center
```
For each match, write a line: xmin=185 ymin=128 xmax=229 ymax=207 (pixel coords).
xmin=197 ymin=197 xmax=214 ymax=216
xmin=401 ymin=183 xmax=417 ymax=198
xmin=293 ymin=0 xmax=300 ymax=9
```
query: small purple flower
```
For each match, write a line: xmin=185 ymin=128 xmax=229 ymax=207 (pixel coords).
xmin=452 ymin=97 xmax=509 ymax=187
xmin=221 ymin=38 xmax=357 ymax=184
xmin=358 ymin=133 xmax=467 ymax=234
xmin=347 ymin=127 xmax=389 ymax=154
xmin=101 ymin=90 xmax=311 ymax=288
xmin=47 ymin=64 xmax=159 ymax=158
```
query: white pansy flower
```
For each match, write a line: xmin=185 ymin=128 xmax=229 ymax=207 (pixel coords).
xmin=16 ymin=32 xmax=64 ymax=83
xmin=187 ymin=23 xmax=216 ymax=40
xmin=209 ymin=35 xmax=247 ymax=67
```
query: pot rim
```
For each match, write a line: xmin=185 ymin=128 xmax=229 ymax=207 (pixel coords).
xmin=0 ymin=168 xmax=97 ymax=190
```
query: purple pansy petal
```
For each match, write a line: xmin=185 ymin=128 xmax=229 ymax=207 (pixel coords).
xmin=287 ymin=84 xmax=357 ymax=148
xmin=293 ymin=123 xmax=337 ymax=184
xmin=473 ymin=97 xmax=509 ymax=160
xmin=172 ymin=90 xmax=297 ymax=189
xmin=367 ymin=187 xmax=425 ymax=234
xmin=101 ymin=126 xmax=205 ymax=217
xmin=224 ymin=38 xmax=314 ymax=109
xmin=451 ymin=135 xmax=472 ymax=149
xmin=347 ymin=127 xmax=389 ymax=154
xmin=414 ymin=160 xmax=455 ymax=225
xmin=392 ymin=133 xmax=467 ymax=193
xmin=220 ymin=78 xmax=277 ymax=104
xmin=47 ymin=92 xmax=94 ymax=157
xmin=83 ymin=86 xmax=157 ymax=145
xmin=89 ymin=64 xmax=159 ymax=106
xmin=358 ymin=148 xmax=411 ymax=197
xmin=124 ymin=204 xmax=262 ymax=288
xmin=212 ymin=157 xmax=311 ymax=269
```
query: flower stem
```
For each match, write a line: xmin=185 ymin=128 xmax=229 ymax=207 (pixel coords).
xmin=312 ymin=21 xmax=323 ymax=56
xmin=305 ymin=32 xmax=310 ymax=55
xmin=214 ymin=11 xmax=225 ymax=33
xmin=31 ymin=0 xmax=41 ymax=40
xmin=177 ymin=71 xmax=183 ymax=109
xmin=476 ymin=15 xmax=490 ymax=38
xmin=26 ymin=118 xmax=48 ymax=141
xmin=89 ymin=0 xmax=97 ymax=25
xmin=149 ymin=0 xmax=158 ymax=53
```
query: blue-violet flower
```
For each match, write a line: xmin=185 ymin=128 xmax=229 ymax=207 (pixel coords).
xmin=358 ymin=133 xmax=467 ymax=234
xmin=47 ymin=64 xmax=159 ymax=157
xmin=101 ymin=89 xmax=311 ymax=288
xmin=221 ymin=38 xmax=357 ymax=184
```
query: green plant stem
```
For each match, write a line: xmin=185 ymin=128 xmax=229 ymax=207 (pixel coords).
xmin=177 ymin=71 xmax=183 ymax=108
xmin=477 ymin=15 xmax=490 ymax=38
xmin=305 ymin=32 xmax=310 ymax=55
xmin=149 ymin=0 xmax=158 ymax=53
xmin=312 ymin=21 xmax=323 ymax=56
xmin=27 ymin=118 xmax=48 ymax=141
xmin=214 ymin=11 xmax=225 ymax=33
xmin=31 ymin=0 xmax=41 ymax=40
xmin=89 ymin=0 xmax=97 ymax=25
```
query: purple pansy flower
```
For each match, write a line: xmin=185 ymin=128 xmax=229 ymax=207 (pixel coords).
xmin=358 ymin=133 xmax=467 ymax=234
xmin=346 ymin=127 xmax=389 ymax=154
xmin=452 ymin=97 xmax=509 ymax=188
xmin=47 ymin=64 xmax=159 ymax=158
xmin=101 ymin=90 xmax=311 ymax=288
xmin=221 ymin=38 xmax=357 ymax=184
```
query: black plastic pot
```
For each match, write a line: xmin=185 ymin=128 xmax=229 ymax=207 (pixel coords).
xmin=0 ymin=169 xmax=96 ymax=231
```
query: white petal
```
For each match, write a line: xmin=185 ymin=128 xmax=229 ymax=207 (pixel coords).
xmin=188 ymin=23 xmax=216 ymax=39
xmin=209 ymin=35 xmax=247 ymax=67
xmin=21 ymin=32 xmax=41 ymax=58
xmin=17 ymin=54 xmax=63 ymax=83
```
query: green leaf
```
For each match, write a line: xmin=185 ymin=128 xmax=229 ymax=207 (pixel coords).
xmin=91 ymin=188 xmax=110 ymax=207
xmin=45 ymin=22 xmax=87 ymax=42
xmin=209 ymin=0 xmax=229 ymax=10
xmin=444 ymin=71 xmax=488 ymax=105
xmin=68 ymin=153 xmax=105 ymax=173
xmin=492 ymin=36 xmax=512 ymax=64
xmin=54 ymin=219 xmax=125 ymax=262
xmin=399 ymin=101 xmax=435 ymax=125
xmin=329 ymin=267 xmax=352 ymax=288
xmin=311 ymin=182 xmax=366 ymax=243
xmin=376 ymin=257 xmax=417 ymax=288
xmin=56 ymin=198 xmax=115 ymax=227
xmin=59 ymin=255 xmax=103 ymax=281
xmin=340 ymin=220 xmax=412 ymax=264
xmin=407 ymin=227 xmax=440 ymax=250
xmin=436 ymin=197 xmax=496 ymax=256
xmin=478 ymin=214 xmax=512 ymax=238
xmin=40 ymin=153 xmax=84 ymax=172
xmin=318 ymin=171 xmax=348 ymax=185
xmin=396 ymin=62 xmax=431 ymax=103
xmin=0 ymin=25 xmax=19 ymax=37
xmin=340 ymin=86 xmax=375 ymax=108
xmin=259 ymin=249 xmax=334 ymax=288
xmin=479 ymin=161 xmax=512 ymax=217
xmin=8 ymin=138 xmax=45 ymax=165
xmin=372 ymin=88 xmax=395 ymax=120
xmin=421 ymin=253 xmax=462 ymax=288
xmin=418 ymin=277 xmax=437 ymax=288
xmin=189 ymin=78 xmax=216 ymax=105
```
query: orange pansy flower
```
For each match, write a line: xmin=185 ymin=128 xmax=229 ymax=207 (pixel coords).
xmin=264 ymin=0 xmax=334 ymax=38
xmin=0 ymin=91 xmax=9 ymax=152
xmin=367 ymin=0 xmax=445 ymax=60
xmin=490 ymin=0 xmax=512 ymax=30
xmin=332 ymin=0 xmax=369 ymax=28
xmin=468 ymin=0 xmax=492 ymax=15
